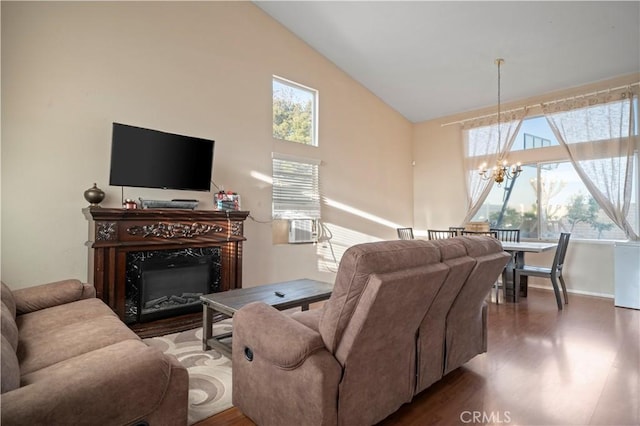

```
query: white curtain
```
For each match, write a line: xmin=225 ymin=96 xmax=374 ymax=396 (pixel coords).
xmin=461 ymin=110 xmax=526 ymax=223
xmin=542 ymin=89 xmax=639 ymax=241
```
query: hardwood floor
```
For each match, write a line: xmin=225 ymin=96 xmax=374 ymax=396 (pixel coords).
xmin=197 ymin=288 xmax=639 ymax=425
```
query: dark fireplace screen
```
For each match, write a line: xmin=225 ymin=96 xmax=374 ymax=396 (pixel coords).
xmin=125 ymin=247 xmax=222 ymax=324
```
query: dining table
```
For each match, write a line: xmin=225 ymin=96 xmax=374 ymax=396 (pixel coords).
xmin=500 ymin=241 xmax=558 ymax=302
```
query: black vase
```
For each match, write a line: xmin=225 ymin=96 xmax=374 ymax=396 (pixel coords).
xmin=84 ymin=183 xmax=105 ymax=206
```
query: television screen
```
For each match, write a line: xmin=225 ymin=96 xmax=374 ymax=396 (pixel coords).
xmin=109 ymin=123 xmax=214 ymax=192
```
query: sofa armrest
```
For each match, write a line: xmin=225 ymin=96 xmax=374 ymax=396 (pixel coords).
xmin=13 ymin=279 xmax=96 ymax=315
xmin=0 ymin=340 xmax=188 ymax=425
xmin=232 ymin=302 xmax=342 ymax=425
xmin=233 ymin=302 xmax=326 ymax=368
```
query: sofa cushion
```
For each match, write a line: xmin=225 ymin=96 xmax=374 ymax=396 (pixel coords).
xmin=1 ymin=302 xmax=19 ymax=352
xmin=1 ymin=335 xmax=20 ymax=393
xmin=16 ymin=298 xmax=117 ymax=340
xmin=1 ymin=282 xmax=16 ymax=318
xmin=319 ymin=239 xmax=441 ymax=353
xmin=13 ymin=279 xmax=91 ymax=314
xmin=290 ymin=307 xmax=323 ymax=332
xmin=18 ymin=315 xmax=140 ymax=375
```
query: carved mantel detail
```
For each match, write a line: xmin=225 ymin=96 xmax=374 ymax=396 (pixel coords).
xmin=127 ymin=222 xmax=223 ymax=239
xmin=97 ymin=222 xmax=117 ymax=241
xmin=231 ymin=221 xmax=243 ymax=236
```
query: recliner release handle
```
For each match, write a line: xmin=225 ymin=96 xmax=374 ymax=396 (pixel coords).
xmin=244 ymin=346 xmax=254 ymax=362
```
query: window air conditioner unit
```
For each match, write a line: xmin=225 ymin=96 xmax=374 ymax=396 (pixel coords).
xmin=288 ymin=219 xmax=317 ymax=244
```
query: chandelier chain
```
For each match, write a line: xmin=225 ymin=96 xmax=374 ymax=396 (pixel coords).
xmin=496 ymin=58 xmax=503 ymax=151
xmin=478 ymin=58 xmax=521 ymax=186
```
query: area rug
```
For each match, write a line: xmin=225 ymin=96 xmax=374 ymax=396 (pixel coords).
xmin=143 ymin=320 xmax=233 ymax=425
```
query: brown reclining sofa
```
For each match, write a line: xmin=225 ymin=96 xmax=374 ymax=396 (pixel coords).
xmin=232 ymin=236 xmax=510 ymax=425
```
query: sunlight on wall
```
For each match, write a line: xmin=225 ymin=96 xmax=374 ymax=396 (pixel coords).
xmin=323 ymin=198 xmax=403 ymax=229
xmin=250 ymin=170 xmax=273 ymax=185
xmin=316 ymin=221 xmax=382 ymax=273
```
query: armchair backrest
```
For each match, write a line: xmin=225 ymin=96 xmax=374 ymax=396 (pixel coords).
xmin=319 ymin=240 xmax=451 ymax=426
xmin=414 ymin=238 xmax=477 ymax=392
xmin=443 ymin=236 xmax=510 ymax=374
xmin=319 ymin=240 xmax=442 ymax=354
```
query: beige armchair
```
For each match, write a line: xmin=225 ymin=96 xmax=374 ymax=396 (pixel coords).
xmin=232 ymin=237 xmax=509 ymax=425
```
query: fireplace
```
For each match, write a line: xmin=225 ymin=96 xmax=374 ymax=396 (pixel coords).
xmin=125 ymin=248 xmax=222 ymax=324
xmin=85 ymin=208 xmax=248 ymax=337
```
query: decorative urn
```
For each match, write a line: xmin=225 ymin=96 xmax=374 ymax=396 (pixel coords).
xmin=84 ymin=183 xmax=105 ymax=206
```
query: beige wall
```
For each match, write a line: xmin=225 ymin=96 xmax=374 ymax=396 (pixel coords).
xmin=2 ymin=1 xmax=636 ymax=298
xmin=1 ymin=2 xmax=413 ymax=289
xmin=413 ymin=74 xmax=640 ymax=297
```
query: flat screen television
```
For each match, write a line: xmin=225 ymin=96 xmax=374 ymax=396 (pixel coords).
xmin=109 ymin=123 xmax=214 ymax=192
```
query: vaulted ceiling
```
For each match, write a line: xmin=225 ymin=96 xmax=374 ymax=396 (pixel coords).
xmin=255 ymin=1 xmax=640 ymax=123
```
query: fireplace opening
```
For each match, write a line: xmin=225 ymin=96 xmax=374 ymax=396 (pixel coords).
xmin=125 ymin=248 xmax=222 ymax=324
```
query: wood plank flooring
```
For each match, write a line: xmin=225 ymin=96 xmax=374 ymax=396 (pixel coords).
xmin=196 ymin=288 xmax=639 ymax=425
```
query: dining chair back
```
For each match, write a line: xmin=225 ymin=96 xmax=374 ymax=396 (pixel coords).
xmin=397 ymin=227 xmax=415 ymax=240
xmin=460 ymin=230 xmax=498 ymax=238
xmin=488 ymin=229 xmax=520 ymax=304
xmin=449 ymin=226 xmax=465 ymax=236
xmin=514 ymin=233 xmax=571 ymax=310
xmin=427 ymin=229 xmax=457 ymax=240
xmin=491 ymin=228 xmax=520 ymax=242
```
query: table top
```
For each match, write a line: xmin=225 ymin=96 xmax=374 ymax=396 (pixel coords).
xmin=200 ymin=278 xmax=333 ymax=315
xmin=501 ymin=241 xmax=558 ymax=253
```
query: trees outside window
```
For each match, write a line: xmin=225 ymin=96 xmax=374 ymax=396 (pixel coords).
xmin=273 ymin=76 xmax=317 ymax=146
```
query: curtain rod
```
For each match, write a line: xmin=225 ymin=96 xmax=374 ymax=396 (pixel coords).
xmin=540 ymin=81 xmax=639 ymax=106
xmin=440 ymin=81 xmax=640 ymax=128
xmin=441 ymin=106 xmax=527 ymax=127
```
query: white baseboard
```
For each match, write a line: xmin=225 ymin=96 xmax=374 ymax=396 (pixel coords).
xmin=527 ymin=283 xmax=614 ymax=300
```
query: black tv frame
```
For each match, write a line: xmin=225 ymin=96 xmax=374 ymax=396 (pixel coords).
xmin=109 ymin=123 xmax=214 ymax=192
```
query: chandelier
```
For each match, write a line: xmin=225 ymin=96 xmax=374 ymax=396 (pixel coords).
xmin=478 ymin=58 xmax=522 ymax=186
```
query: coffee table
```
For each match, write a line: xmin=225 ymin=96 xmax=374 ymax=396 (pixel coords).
xmin=200 ymin=278 xmax=333 ymax=357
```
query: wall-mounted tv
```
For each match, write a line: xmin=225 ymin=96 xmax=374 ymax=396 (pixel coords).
xmin=109 ymin=123 xmax=214 ymax=192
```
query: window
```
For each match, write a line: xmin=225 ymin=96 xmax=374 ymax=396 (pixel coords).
xmin=272 ymin=153 xmax=321 ymax=220
xmin=273 ymin=76 xmax=318 ymax=146
xmin=510 ymin=116 xmax=559 ymax=151
xmin=471 ymin=115 xmax=639 ymax=240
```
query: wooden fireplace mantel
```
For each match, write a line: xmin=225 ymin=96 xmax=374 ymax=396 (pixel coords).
xmin=84 ymin=207 xmax=249 ymax=336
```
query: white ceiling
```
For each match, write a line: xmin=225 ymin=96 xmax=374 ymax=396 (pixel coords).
xmin=255 ymin=1 xmax=640 ymax=123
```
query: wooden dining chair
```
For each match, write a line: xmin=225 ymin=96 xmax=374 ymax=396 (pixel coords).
xmin=460 ymin=230 xmax=498 ymax=238
xmin=491 ymin=228 xmax=520 ymax=242
xmin=427 ymin=229 xmax=457 ymax=240
xmin=449 ymin=226 xmax=465 ymax=236
xmin=514 ymin=233 xmax=571 ymax=310
xmin=396 ymin=227 xmax=414 ymax=240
